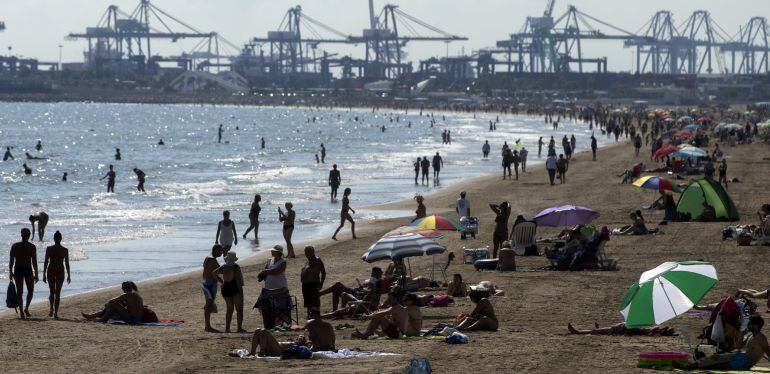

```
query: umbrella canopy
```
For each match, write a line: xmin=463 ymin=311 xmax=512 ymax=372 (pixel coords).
xmin=682 ymin=124 xmax=700 ymax=131
xmin=384 ymin=226 xmax=444 ymax=239
xmin=619 ymin=261 xmax=718 ymax=327
xmin=361 ymin=233 xmax=446 ymax=263
xmin=672 ymin=146 xmax=707 ymax=159
xmin=675 ymin=130 xmax=694 ymax=138
xmin=533 ymin=205 xmax=599 ymax=227
xmin=758 ymin=120 xmax=770 ymax=128
xmin=653 ymin=145 xmax=680 ymax=160
xmin=412 ymin=215 xmax=462 ymax=231
xmin=678 ymin=115 xmax=693 ymax=122
xmin=659 ymin=130 xmax=677 ymax=139
xmin=714 ymin=123 xmax=742 ymax=132
xmin=633 ymin=176 xmax=681 ymax=193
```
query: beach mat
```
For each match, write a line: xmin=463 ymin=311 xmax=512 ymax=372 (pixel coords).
xmin=668 ymin=366 xmax=770 ymax=373
xmin=230 ymin=348 xmax=400 ymax=360
xmin=106 ymin=319 xmax=185 ymax=327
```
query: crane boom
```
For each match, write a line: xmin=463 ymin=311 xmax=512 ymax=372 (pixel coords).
xmin=544 ymin=0 xmax=556 ymax=17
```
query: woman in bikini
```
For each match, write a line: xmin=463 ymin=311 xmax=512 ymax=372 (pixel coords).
xmin=215 ymin=251 xmax=245 ymax=333
xmin=43 ymin=231 xmax=70 ymax=319
xmin=457 ymin=289 xmax=499 ymax=332
xmin=278 ymin=202 xmax=296 ymax=258
xmin=332 ymin=188 xmax=356 ymax=241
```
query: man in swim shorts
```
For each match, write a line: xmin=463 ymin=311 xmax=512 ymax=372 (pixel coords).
xmin=328 ymin=164 xmax=341 ymax=201
xmin=9 ymin=228 xmax=38 ymax=319
xmin=352 ymin=292 xmax=410 ymax=339
xmin=677 ymin=314 xmax=770 ymax=371
xmin=202 ymin=245 xmax=224 ymax=332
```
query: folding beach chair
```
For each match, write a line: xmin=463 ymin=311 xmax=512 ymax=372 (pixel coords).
xmin=595 ymin=242 xmax=618 ymax=270
xmin=510 ymin=221 xmax=538 ymax=255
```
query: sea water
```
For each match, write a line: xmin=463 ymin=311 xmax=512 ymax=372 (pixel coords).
xmin=0 ymin=102 xmax=612 ymax=305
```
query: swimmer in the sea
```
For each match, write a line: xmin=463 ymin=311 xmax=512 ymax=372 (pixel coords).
xmin=23 ymin=163 xmax=32 ymax=175
xmin=25 ymin=153 xmax=47 ymax=160
xmin=115 ymin=148 xmax=121 ymax=161
xmin=3 ymin=147 xmax=13 ymax=161
xmin=62 ymin=173 xmax=67 ymax=182
xmin=35 ymin=141 xmax=43 ymax=151
xmin=133 ymin=168 xmax=146 ymax=192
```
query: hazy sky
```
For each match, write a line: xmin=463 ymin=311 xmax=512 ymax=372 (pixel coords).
xmin=2 ymin=0 xmax=767 ymax=72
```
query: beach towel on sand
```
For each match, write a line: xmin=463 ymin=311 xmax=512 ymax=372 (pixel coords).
xmin=106 ymin=319 xmax=184 ymax=327
xmin=230 ymin=348 xmax=400 ymax=360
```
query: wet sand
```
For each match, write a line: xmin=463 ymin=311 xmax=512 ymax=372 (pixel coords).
xmin=1 ymin=138 xmax=769 ymax=373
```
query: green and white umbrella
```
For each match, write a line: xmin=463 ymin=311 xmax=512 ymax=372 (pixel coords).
xmin=619 ymin=261 xmax=718 ymax=327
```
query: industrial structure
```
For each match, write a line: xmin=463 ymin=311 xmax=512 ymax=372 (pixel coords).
xmin=66 ymin=0 xmax=238 ymax=73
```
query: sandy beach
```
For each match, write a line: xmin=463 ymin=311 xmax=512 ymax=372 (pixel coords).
xmin=1 ymin=136 xmax=769 ymax=373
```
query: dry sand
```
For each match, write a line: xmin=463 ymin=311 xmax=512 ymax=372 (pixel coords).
xmin=1 ymin=138 xmax=769 ymax=373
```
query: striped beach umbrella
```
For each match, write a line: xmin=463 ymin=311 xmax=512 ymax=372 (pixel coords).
xmin=411 ymin=215 xmax=463 ymax=231
xmin=672 ymin=146 xmax=707 ymax=159
xmin=361 ymin=233 xmax=446 ymax=263
xmin=619 ymin=261 xmax=718 ymax=327
xmin=384 ymin=226 xmax=444 ymax=239
xmin=632 ymin=176 xmax=681 ymax=193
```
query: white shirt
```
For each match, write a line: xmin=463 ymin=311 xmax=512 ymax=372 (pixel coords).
xmin=546 ymin=156 xmax=557 ymax=170
xmin=264 ymin=258 xmax=288 ymax=289
xmin=456 ymin=198 xmax=470 ymax=218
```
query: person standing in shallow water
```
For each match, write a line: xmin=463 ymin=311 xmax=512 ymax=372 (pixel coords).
xmin=413 ymin=157 xmax=420 ymax=185
xmin=43 ymin=230 xmax=70 ymax=319
xmin=133 ymin=168 xmax=146 ymax=192
xmin=320 ymin=144 xmax=326 ymax=163
xmin=218 ymin=124 xmax=223 ymax=143
xmin=332 ymin=188 xmax=357 ymax=241
xmin=100 ymin=164 xmax=116 ymax=193
xmin=115 ymin=148 xmax=121 ymax=161
xmin=215 ymin=210 xmax=237 ymax=254
xmin=243 ymin=194 xmax=261 ymax=240
xmin=328 ymin=164 xmax=341 ymax=202
xmin=4 ymin=147 xmax=14 ymax=161
xmin=278 ymin=202 xmax=296 ymax=258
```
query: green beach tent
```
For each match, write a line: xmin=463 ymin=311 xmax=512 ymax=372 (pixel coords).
xmin=676 ymin=178 xmax=739 ymax=221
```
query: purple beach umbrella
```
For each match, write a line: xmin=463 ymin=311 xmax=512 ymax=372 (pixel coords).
xmin=533 ymin=205 xmax=600 ymax=227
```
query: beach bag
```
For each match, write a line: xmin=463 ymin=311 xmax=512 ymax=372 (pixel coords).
xmin=523 ymin=245 xmax=539 ymax=256
xmin=405 ymin=358 xmax=432 ymax=374
xmin=142 ymin=305 xmax=159 ymax=323
xmin=6 ymin=281 xmax=18 ymax=309
xmin=444 ymin=332 xmax=468 ymax=344
xmin=280 ymin=344 xmax=312 ymax=360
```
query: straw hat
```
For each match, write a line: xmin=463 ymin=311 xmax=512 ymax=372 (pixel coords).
xmin=224 ymin=252 xmax=238 ymax=265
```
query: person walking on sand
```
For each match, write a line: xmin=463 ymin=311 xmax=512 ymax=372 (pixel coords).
xmin=489 ymin=202 xmax=511 ymax=258
xmin=546 ymin=154 xmax=557 ymax=186
xmin=278 ymin=202 xmax=296 ymax=258
xmin=520 ymin=147 xmax=528 ymax=172
xmin=413 ymin=157 xmax=420 ymax=185
xmin=100 ymin=164 xmax=116 ymax=193
xmin=133 ymin=168 xmax=146 ymax=192
xmin=482 ymin=140 xmax=490 ymax=158
xmin=215 ymin=210 xmax=238 ymax=254
xmin=43 ymin=231 xmax=70 ymax=319
xmin=9 ymin=228 xmax=38 ymax=319
xmin=214 ymin=251 xmax=246 ymax=333
xmin=218 ymin=124 xmax=224 ymax=143
xmin=557 ymin=154 xmax=568 ymax=184
xmin=243 ymin=194 xmax=261 ymax=240
xmin=328 ymin=164 xmax=341 ymax=201
xmin=456 ymin=191 xmax=470 ymax=218
xmin=634 ymin=133 xmax=642 ymax=157
xmin=332 ymin=188 xmax=357 ymax=240
xmin=502 ymin=147 xmax=513 ymax=179
xmin=420 ymin=156 xmax=430 ymax=184
xmin=432 ymin=152 xmax=444 ymax=181
xmin=3 ymin=146 xmax=14 ymax=161
xmin=320 ymin=143 xmax=326 ymax=163
xmin=300 ymin=246 xmax=326 ymax=317
xmin=202 ymin=245 xmax=223 ymax=332
xmin=591 ymin=134 xmax=598 ymax=161
xmin=29 ymin=212 xmax=49 ymax=241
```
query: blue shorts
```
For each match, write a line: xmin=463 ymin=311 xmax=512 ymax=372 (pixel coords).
xmin=202 ymin=280 xmax=217 ymax=302
xmin=730 ymin=352 xmax=752 ymax=370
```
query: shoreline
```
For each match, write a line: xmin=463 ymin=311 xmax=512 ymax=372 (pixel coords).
xmin=1 ymin=111 xmax=601 ymax=314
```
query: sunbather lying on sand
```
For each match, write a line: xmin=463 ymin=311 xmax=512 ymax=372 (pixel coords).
xmin=457 ymin=290 xmax=498 ymax=332
xmin=81 ymin=281 xmax=143 ymax=324
xmin=567 ymin=322 xmax=676 ymax=336
xmin=351 ymin=292 xmax=421 ymax=339
xmin=735 ymin=289 xmax=770 ymax=311
xmin=249 ymin=308 xmax=335 ymax=356
xmin=319 ymin=267 xmax=389 ymax=311
xmin=675 ymin=315 xmax=770 ymax=371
